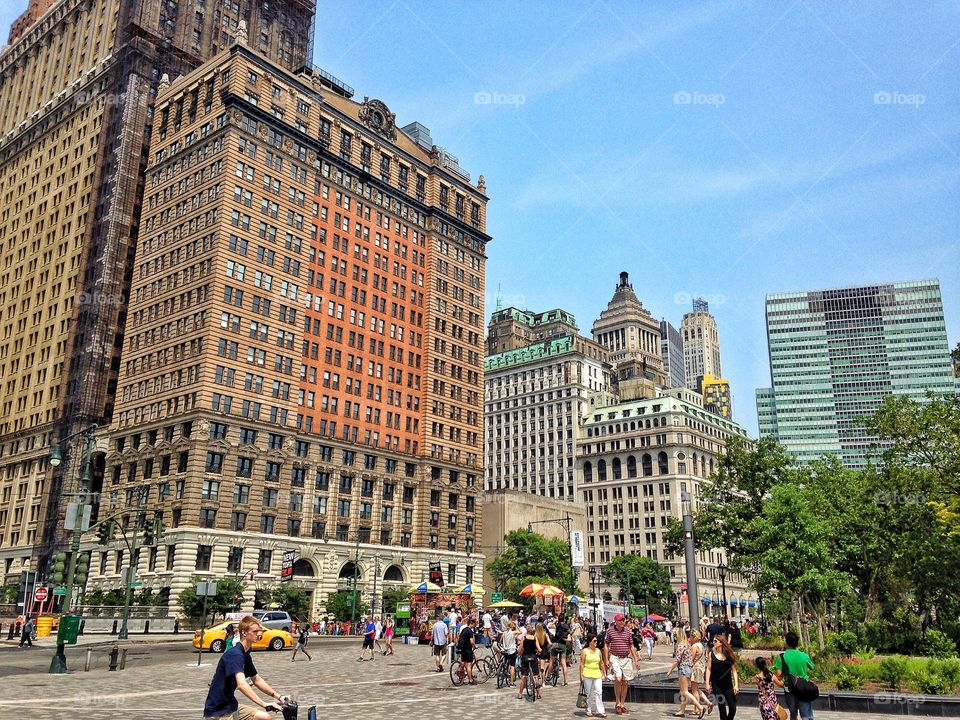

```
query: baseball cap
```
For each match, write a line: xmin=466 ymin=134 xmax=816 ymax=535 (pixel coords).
xmin=614 ymin=613 xmax=625 ymax=621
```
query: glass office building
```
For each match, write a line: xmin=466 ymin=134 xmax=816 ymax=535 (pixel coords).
xmin=756 ymin=280 xmax=956 ymax=468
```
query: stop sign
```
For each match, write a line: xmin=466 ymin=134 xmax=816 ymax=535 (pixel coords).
xmin=34 ymin=586 xmax=49 ymax=603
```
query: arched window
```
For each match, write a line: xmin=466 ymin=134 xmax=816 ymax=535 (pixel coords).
xmin=627 ymin=456 xmax=637 ymax=478
xmin=598 ymin=459 xmax=607 ymax=482
xmin=339 ymin=561 xmax=359 ymax=579
xmin=612 ymin=457 xmax=622 ymax=480
xmin=709 ymin=458 xmax=715 ymax=476
xmin=642 ymin=454 xmax=653 ymax=476
xmin=384 ymin=565 xmax=404 ymax=582
xmin=658 ymin=451 xmax=669 ymax=475
xmin=292 ymin=559 xmax=315 ymax=577
xmin=583 ymin=461 xmax=593 ymax=482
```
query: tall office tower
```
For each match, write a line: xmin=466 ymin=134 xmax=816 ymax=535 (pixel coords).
xmin=659 ymin=319 xmax=685 ymax=389
xmin=484 ymin=308 xmax=611 ymax=500
xmin=578 ymin=387 xmax=752 ymax=620
xmin=700 ymin=373 xmax=733 ymax=419
xmin=757 ymin=280 xmax=956 ymax=468
xmin=592 ymin=272 xmax=667 ymax=399
xmin=755 ymin=387 xmax=778 ymax=439
xmin=0 ymin=0 xmax=317 ymax=588
xmin=88 ymin=39 xmax=490 ymax=614
xmin=681 ymin=298 xmax=723 ymax=391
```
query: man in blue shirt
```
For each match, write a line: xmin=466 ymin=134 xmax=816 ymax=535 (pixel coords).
xmin=203 ymin=616 xmax=287 ymax=720
xmin=358 ymin=616 xmax=376 ymax=661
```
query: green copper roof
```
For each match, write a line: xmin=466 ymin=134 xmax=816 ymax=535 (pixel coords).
xmin=484 ymin=335 xmax=575 ymax=370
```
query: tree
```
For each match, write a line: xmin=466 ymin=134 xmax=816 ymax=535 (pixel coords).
xmin=602 ymin=555 xmax=673 ymax=615
xmin=381 ymin=587 xmax=408 ymax=615
xmin=486 ymin=530 xmax=578 ymax=601
xmin=270 ymin=583 xmax=310 ymax=620
xmin=178 ymin=578 xmax=247 ymax=623
xmin=325 ymin=590 xmax=367 ymax=621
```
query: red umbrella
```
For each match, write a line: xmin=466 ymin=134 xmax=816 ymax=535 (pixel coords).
xmin=646 ymin=613 xmax=667 ymax=621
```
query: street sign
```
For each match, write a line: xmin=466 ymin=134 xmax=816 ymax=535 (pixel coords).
xmin=491 ymin=592 xmax=503 ymax=603
xmin=34 ymin=586 xmax=49 ymax=603
xmin=197 ymin=581 xmax=218 ymax=597
xmin=53 ymin=588 xmax=66 ymax=596
xmin=63 ymin=503 xmax=92 ymax=531
xmin=130 ymin=581 xmax=143 ymax=588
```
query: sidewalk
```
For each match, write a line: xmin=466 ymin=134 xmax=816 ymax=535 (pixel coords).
xmin=0 ymin=631 xmax=368 ymax=649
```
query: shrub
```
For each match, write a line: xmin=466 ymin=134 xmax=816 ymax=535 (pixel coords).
xmin=918 ymin=629 xmax=957 ymax=659
xmin=877 ymin=655 xmax=909 ymax=690
xmin=912 ymin=671 xmax=950 ymax=695
xmin=928 ymin=658 xmax=960 ymax=688
xmin=834 ymin=664 xmax=863 ymax=690
xmin=825 ymin=630 xmax=860 ymax=657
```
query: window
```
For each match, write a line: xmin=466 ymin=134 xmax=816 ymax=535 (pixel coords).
xmin=199 ymin=509 xmax=217 ymax=528
xmin=260 ymin=515 xmax=275 ymax=534
xmin=258 ymin=549 xmax=273 ymax=573
xmin=227 ymin=547 xmax=243 ymax=574
xmin=205 ymin=452 xmax=224 ymax=473
xmin=196 ymin=545 xmax=213 ymax=571
xmin=201 ymin=479 xmax=220 ymax=500
xmin=230 ymin=511 xmax=247 ymax=531
xmin=236 ymin=457 xmax=254 ymax=478
xmin=263 ymin=488 xmax=278 ymax=507
xmin=233 ymin=484 xmax=250 ymax=504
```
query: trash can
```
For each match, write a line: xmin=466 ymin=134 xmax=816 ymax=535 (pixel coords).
xmin=35 ymin=616 xmax=54 ymax=637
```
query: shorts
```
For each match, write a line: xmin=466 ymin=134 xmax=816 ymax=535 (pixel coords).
xmin=460 ymin=647 xmax=475 ymax=662
xmin=205 ymin=706 xmax=257 ymax=720
xmin=433 ymin=644 xmax=447 ymax=657
xmin=679 ymin=663 xmax=693 ymax=678
xmin=362 ymin=637 xmax=374 ymax=649
xmin=521 ymin=654 xmax=541 ymax=676
xmin=610 ymin=655 xmax=637 ymax=682
xmin=550 ymin=642 xmax=566 ymax=657
xmin=503 ymin=651 xmax=517 ymax=669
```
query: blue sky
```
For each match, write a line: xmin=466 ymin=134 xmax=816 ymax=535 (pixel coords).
xmin=4 ymin=1 xmax=957 ymax=435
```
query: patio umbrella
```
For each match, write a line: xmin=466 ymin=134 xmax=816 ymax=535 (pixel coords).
xmin=458 ymin=583 xmax=486 ymax=596
xmin=410 ymin=581 xmax=443 ymax=594
xmin=487 ymin=600 xmax=524 ymax=609
xmin=536 ymin=584 xmax=565 ymax=597
xmin=646 ymin=613 xmax=668 ymax=621
xmin=519 ymin=583 xmax=549 ymax=597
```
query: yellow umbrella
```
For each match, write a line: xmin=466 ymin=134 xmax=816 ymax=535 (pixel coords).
xmin=410 ymin=581 xmax=443 ymax=594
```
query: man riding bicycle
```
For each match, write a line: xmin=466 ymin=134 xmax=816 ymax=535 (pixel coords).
xmin=546 ymin=613 xmax=571 ymax=686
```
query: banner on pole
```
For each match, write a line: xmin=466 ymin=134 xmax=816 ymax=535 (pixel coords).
xmin=428 ymin=562 xmax=444 ymax=587
xmin=281 ymin=550 xmax=295 ymax=582
xmin=570 ymin=531 xmax=584 ymax=567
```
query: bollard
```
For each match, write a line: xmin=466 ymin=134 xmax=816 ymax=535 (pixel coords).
xmin=108 ymin=644 xmax=120 ymax=671
xmin=111 ymin=619 xmax=118 ymax=635
xmin=85 ymin=649 xmax=92 ymax=672
xmin=174 ymin=618 xmax=180 ymax=635
xmin=6 ymin=622 xmax=13 ymax=641
xmin=79 ymin=619 xmax=85 ymax=635
xmin=144 ymin=619 xmax=150 ymax=635
xmin=120 ymin=648 xmax=128 ymax=670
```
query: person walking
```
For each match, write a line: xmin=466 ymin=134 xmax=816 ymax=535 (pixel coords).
xmin=358 ymin=616 xmax=376 ymax=662
xmin=516 ymin=620 xmax=543 ymax=700
xmin=706 ymin=635 xmax=739 ymax=720
xmin=579 ymin=633 xmax=608 ymax=718
xmin=18 ymin=616 xmax=34 ymax=648
xmin=690 ymin=631 xmax=713 ymax=713
xmin=755 ymin=657 xmax=785 ymax=720
xmin=605 ymin=613 xmax=639 ymax=715
xmin=773 ymin=631 xmax=815 ymax=720
xmin=203 ymin=616 xmax=288 ymax=720
xmin=291 ymin=624 xmax=313 ymax=662
xmin=224 ymin=624 xmax=238 ymax=651
xmin=571 ymin=616 xmax=585 ymax=660
xmin=432 ymin=614 xmax=449 ymax=672
xmin=383 ymin=616 xmax=395 ymax=656
xmin=547 ymin=613 xmax=571 ymax=685
xmin=500 ymin=619 xmax=519 ymax=685
xmin=641 ymin=622 xmax=657 ymax=660
xmin=458 ymin=616 xmax=478 ymax=683
xmin=481 ymin=608 xmax=493 ymax=645
xmin=668 ymin=627 xmax=704 ymax=718
xmin=373 ymin=616 xmax=384 ymax=654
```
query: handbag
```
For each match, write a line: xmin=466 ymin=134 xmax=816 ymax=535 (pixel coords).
xmin=780 ymin=653 xmax=820 ymax=702
xmin=774 ymin=704 xmax=788 ymax=720
xmin=577 ymin=681 xmax=588 ymax=709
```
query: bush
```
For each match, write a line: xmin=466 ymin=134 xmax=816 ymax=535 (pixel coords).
xmin=928 ymin=658 xmax=960 ymax=688
xmin=834 ymin=664 xmax=863 ymax=690
xmin=877 ymin=655 xmax=909 ymax=690
xmin=825 ymin=630 xmax=860 ymax=657
xmin=912 ymin=671 xmax=950 ymax=695
xmin=919 ymin=629 xmax=957 ymax=659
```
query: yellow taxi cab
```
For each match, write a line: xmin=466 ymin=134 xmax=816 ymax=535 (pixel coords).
xmin=192 ymin=621 xmax=294 ymax=652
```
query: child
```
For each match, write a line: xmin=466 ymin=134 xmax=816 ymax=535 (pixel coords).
xmin=755 ymin=656 xmax=785 ymax=720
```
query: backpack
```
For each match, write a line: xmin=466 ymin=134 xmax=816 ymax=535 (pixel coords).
xmin=780 ymin=653 xmax=820 ymax=702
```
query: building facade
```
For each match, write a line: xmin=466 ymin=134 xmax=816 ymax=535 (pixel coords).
xmin=700 ymin=373 xmax=733 ymax=419
xmin=756 ymin=280 xmax=956 ymax=468
xmin=0 ymin=0 xmax=316 ymax=590
xmin=660 ymin=319 xmax=685 ymax=389
xmin=681 ymin=299 xmax=723 ymax=391
xmin=577 ymin=388 xmax=753 ymax=620
xmin=484 ymin=322 xmax=611 ymax=500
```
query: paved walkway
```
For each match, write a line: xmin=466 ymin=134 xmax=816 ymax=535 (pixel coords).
xmin=0 ymin=640 xmax=924 ymax=719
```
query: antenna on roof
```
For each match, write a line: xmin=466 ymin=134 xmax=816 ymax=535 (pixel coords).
xmin=495 ymin=284 xmax=503 ymax=311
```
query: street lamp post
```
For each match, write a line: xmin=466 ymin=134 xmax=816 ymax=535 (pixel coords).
xmin=370 ymin=557 xmax=381 ymax=615
xmin=717 ymin=560 xmax=728 ymax=624
xmin=527 ymin=513 xmax=577 ymax=592
xmin=349 ymin=532 xmax=362 ymax=629
xmin=48 ymin=424 xmax=98 ymax=674
xmin=680 ymin=492 xmax=700 ymax=626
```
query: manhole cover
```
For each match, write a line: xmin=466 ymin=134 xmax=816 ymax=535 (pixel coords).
xmin=383 ymin=681 xmax=419 ymax=686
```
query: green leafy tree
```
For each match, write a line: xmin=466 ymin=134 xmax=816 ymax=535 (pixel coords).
xmin=178 ymin=578 xmax=247 ymax=624
xmin=270 ymin=583 xmax=310 ymax=620
xmin=381 ymin=587 xmax=408 ymax=615
xmin=0 ymin=583 xmax=18 ymax=603
xmin=602 ymin=555 xmax=673 ymax=615
xmin=324 ymin=590 xmax=367 ymax=621
xmin=486 ymin=530 xmax=578 ymax=601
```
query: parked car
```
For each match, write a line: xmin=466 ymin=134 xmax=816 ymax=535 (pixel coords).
xmin=192 ymin=621 xmax=293 ymax=652
xmin=253 ymin=610 xmax=293 ymax=632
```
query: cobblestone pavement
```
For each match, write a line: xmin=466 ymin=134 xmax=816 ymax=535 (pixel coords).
xmin=0 ymin=640 xmax=923 ymax=719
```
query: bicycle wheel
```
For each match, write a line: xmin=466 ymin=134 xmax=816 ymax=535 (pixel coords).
xmin=525 ymin=665 xmax=536 ymax=702
xmin=478 ymin=656 xmax=495 ymax=684
xmin=496 ymin=659 xmax=509 ymax=689
xmin=548 ymin=660 xmax=560 ymax=687
xmin=450 ymin=660 xmax=465 ymax=686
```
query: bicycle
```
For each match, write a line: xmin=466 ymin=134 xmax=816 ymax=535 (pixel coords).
xmin=525 ymin=661 xmax=538 ymax=702
xmin=544 ymin=656 xmax=561 ymax=687
xmin=495 ymin=654 xmax=515 ymax=689
xmin=450 ymin=658 xmax=483 ymax=686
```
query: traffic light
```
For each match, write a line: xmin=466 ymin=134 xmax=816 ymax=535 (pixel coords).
xmin=142 ymin=518 xmax=154 ymax=546
xmin=97 ymin=519 xmax=114 ymax=545
xmin=154 ymin=512 xmax=165 ymax=542
xmin=75 ymin=552 xmax=90 ymax=586
xmin=51 ymin=551 xmax=67 ymax=584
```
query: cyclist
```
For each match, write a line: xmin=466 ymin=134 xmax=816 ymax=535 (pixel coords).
xmin=500 ymin=619 xmax=519 ymax=685
xmin=547 ymin=613 xmax=571 ymax=685
xmin=203 ymin=616 xmax=287 ymax=720
xmin=516 ymin=620 xmax=543 ymax=700
xmin=535 ymin=622 xmax=551 ymax=680
xmin=458 ymin=616 xmax=478 ymax=684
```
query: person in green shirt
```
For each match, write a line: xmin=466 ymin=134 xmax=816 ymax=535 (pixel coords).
xmin=773 ymin=631 xmax=815 ymax=720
